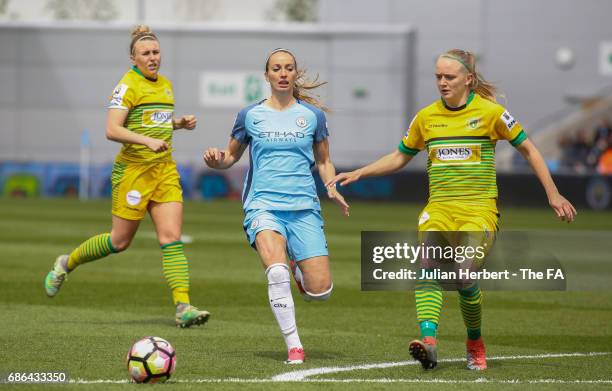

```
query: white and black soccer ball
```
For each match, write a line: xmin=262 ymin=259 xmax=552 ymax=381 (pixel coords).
xmin=126 ymin=336 xmax=176 ymax=383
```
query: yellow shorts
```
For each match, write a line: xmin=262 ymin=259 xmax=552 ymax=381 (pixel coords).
xmin=418 ymin=199 xmax=499 ymax=232
xmin=417 ymin=199 xmax=499 ymax=267
xmin=111 ymin=161 xmax=183 ymax=220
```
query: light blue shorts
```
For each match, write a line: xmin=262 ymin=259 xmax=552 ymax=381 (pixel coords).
xmin=243 ymin=209 xmax=328 ymax=261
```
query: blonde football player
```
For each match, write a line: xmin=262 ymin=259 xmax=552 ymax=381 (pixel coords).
xmin=44 ymin=25 xmax=210 ymax=328
xmin=327 ymin=49 xmax=576 ymax=370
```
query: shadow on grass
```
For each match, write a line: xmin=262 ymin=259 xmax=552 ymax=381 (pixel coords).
xmin=53 ymin=317 xmax=174 ymax=326
xmin=254 ymin=349 xmax=348 ymax=362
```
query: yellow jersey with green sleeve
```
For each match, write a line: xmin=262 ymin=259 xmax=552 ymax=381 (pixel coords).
xmin=398 ymin=92 xmax=527 ymax=202
xmin=108 ymin=66 xmax=175 ymax=164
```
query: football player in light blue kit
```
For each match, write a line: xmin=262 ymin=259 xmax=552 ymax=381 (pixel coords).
xmin=204 ymin=48 xmax=349 ymax=364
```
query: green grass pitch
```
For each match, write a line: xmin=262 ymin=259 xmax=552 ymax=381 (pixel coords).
xmin=0 ymin=198 xmax=611 ymax=390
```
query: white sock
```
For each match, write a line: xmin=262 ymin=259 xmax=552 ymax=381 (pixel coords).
xmin=265 ymin=263 xmax=302 ymax=350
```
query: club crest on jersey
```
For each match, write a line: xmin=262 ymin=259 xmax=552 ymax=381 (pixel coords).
xmin=467 ymin=117 xmax=482 ymax=130
xmin=501 ymin=110 xmax=517 ymax=130
xmin=296 ymin=117 xmax=307 ymax=128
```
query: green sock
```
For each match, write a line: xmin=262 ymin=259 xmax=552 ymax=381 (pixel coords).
xmin=458 ymin=283 xmax=482 ymax=340
xmin=415 ymin=271 xmax=443 ymax=338
xmin=161 ymin=241 xmax=191 ymax=305
xmin=419 ymin=320 xmax=438 ymax=338
xmin=67 ymin=233 xmax=116 ymax=271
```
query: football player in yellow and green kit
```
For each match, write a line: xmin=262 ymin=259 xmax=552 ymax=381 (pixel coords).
xmin=44 ymin=25 xmax=210 ymax=328
xmin=328 ymin=49 xmax=576 ymax=370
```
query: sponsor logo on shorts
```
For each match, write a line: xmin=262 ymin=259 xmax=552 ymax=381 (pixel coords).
xmin=296 ymin=117 xmax=307 ymax=128
xmin=126 ymin=190 xmax=141 ymax=206
xmin=501 ymin=110 xmax=517 ymax=130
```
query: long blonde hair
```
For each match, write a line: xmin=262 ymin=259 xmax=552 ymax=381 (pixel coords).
xmin=129 ymin=25 xmax=158 ymax=55
xmin=265 ymin=49 xmax=329 ymax=112
xmin=439 ymin=49 xmax=499 ymax=103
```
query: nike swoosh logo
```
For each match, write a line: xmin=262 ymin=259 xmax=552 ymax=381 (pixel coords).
xmin=270 ymin=296 xmax=287 ymax=302
xmin=254 ymin=119 xmax=265 ymax=125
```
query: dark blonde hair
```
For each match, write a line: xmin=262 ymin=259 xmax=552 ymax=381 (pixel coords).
xmin=265 ymin=49 xmax=329 ymax=112
xmin=129 ymin=25 xmax=158 ymax=55
xmin=439 ymin=49 xmax=499 ymax=103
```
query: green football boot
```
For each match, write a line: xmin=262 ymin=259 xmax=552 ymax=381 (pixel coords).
xmin=44 ymin=254 xmax=69 ymax=297
xmin=175 ymin=302 xmax=210 ymax=328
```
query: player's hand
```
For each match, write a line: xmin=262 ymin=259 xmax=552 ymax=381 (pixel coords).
xmin=146 ymin=138 xmax=169 ymax=153
xmin=175 ymin=115 xmax=197 ymax=130
xmin=327 ymin=186 xmax=350 ymax=217
xmin=549 ymin=192 xmax=577 ymax=223
xmin=203 ymin=147 xmax=226 ymax=168
xmin=326 ymin=170 xmax=362 ymax=188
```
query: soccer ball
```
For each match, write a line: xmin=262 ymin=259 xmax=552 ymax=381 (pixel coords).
xmin=126 ymin=336 xmax=176 ymax=383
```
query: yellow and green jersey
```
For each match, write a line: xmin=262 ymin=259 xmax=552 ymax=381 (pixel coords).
xmin=108 ymin=67 xmax=175 ymax=163
xmin=399 ymin=92 xmax=527 ymax=202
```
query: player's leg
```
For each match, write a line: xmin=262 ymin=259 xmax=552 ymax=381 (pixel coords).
xmin=285 ymin=210 xmax=332 ymax=301
xmin=409 ymin=203 xmax=456 ymax=369
xmin=44 ymin=215 xmax=138 ymax=297
xmin=255 ymin=230 xmax=305 ymax=364
xmin=149 ymin=200 xmax=209 ymax=328
xmin=246 ymin=210 xmax=304 ymax=363
xmin=295 ymin=256 xmax=332 ymax=300
xmin=454 ymin=201 xmax=498 ymax=370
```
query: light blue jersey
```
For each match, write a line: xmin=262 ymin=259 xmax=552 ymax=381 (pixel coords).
xmin=231 ymin=99 xmax=329 ymax=212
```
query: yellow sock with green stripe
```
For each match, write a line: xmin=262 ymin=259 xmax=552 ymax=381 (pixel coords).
xmin=458 ymin=283 xmax=482 ymax=340
xmin=161 ymin=241 xmax=191 ymax=305
xmin=415 ymin=272 xmax=443 ymax=338
xmin=67 ymin=233 xmax=117 ymax=271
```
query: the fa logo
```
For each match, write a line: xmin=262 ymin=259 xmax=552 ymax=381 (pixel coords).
xmin=296 ymin=117 xmax=307 ymax=128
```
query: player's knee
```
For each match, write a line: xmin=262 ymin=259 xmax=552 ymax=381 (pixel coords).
xmin=158 ymin=232 xmax=181 ymax=246
xmin=265 ymin=263 xmax=290 ymax=284
xmin=110 ymin=238 xmax=131 ymax=252
xmin=304 ymin=283 xmax=333 ymax=302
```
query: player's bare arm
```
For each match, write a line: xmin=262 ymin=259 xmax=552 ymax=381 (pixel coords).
xmin=173 ymin=114 xmax=197 ymax=130
xmin=516 ymin=139 xmax=577 ymax=222
xmin=327 ymin=149 xmax=413 ymax=188
xmin=314 ymin=139 xmax=350 ymax=217
xmin=106 ymin=108 xmax=168 ymax=152
xmin=203 ymin=138 xmax=247 ymax=169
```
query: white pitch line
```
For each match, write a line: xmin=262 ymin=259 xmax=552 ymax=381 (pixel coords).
xmin=65 ymin=352 xmax=612 ymax=384
xmin=272 ymin=351 xmax=612 ymax=381
xmin=68 ymin=378 xmax=612 ymax=385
